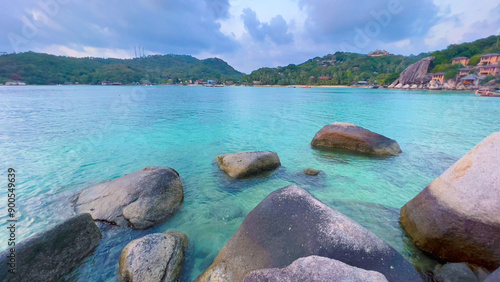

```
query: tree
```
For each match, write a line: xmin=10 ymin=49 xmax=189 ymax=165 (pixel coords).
xmin=11 ymin=73 xmax=22 ymax=81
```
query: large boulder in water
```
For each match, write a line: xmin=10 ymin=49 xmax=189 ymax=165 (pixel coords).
xmin=243 ymin=255 xmax=388 ymax=282
xmin=311 ymin=123 xmax=402 ymax=156
xmin=216 ymin=151 xmax=281 ymax=178
xmin=197 ymin=185 xmax=421 ymax=282
xmin=119 ymin=232 xmax=188 ymax=282
xmin=0 ymin=213 xmax=101 ymax=281
xmin=75 ymin=167 xmax=184 ymax=230
xmin=401 ymin=132 xmax=500 ymax=270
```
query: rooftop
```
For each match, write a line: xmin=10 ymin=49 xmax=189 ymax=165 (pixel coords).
xmin=461 ymin=74 xmax=480 ymax=81
xmin=433 ymin=72 xmax=445 ymax=75
xmin=481 ymin=53 xmax=500 ymax=57
xmin=453 ymin=57 xmax=469 ymax=60
xmin=459 ymin=68 xmax=470 ymax=71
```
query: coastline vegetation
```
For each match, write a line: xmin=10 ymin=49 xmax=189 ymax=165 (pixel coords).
xmin=0 ymin=35 xmax=499 ymax=86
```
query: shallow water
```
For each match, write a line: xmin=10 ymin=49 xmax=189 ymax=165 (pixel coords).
xmin=1 ymin=86 xmax=499 ymax=281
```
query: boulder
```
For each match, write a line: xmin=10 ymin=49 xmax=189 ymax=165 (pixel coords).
xmin=216 ymin=151 xmax=281 ymax=178
xmin=75 ymin=167 xmax=184 ymax=230
xmin=311 ymin=123 xmax=402 ymax=156
xmin=243 ymin=255 xmax=388 ymax=282
xmin=119 ymin=232 xmax=188 ymax=282
xmin=197 ymin=185 xmax=421 ymax=282
xmin=401 ymin=132 xmax=500 ymax=270
xmin=0 ymin=214 xmax=101 ymax=281
xmin=303 ymin=168 xmax=321 ymax=176
xmin=434 ymin=263 xmax=478 ymax=282
xmin=485 ymin=267 xmax=500 ymax=282
xmin=389 ymin=57 xmax=435 ymax=87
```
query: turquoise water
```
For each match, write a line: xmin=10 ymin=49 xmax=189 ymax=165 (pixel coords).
xmin=1 ymin=86 xmax=499 ymax=281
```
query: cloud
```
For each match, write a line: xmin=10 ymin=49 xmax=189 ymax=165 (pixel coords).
xmin=241 ymin=8 xmax=293 ymax=45
xmin=298 ymin=0 xmax=439 ymax=50
xmin=0 ymin=0 xmax=238 ymax=55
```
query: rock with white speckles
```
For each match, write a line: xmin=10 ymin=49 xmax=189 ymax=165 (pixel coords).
xmin=119 ymin=232 xmax=188 ymax=282
xmin=243 ymin=255 xmax=388 ymax=282
xmin=197 ymin=185 xmax=422 ymax=282
xmin=401 ymin=132 xmax=500 ymax=270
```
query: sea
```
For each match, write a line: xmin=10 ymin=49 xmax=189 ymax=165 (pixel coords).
xmin=1 ymin=85 xmax=499 ymax=281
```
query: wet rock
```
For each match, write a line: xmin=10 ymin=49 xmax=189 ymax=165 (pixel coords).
xmin=243 ymin=255 xmax=388 ymax=282
xmin=434 ymin=263 xmax=477 ymax=282
xmin=401 ymin=132 xmax=500 ymax=270
xmin=303 ymin=168 xmax=321 ymax=176
xmin=0 ymin=214 xmax=101 ymax=281
xmin=216 ymin=151 xmax=281 ymax=178
xmin=197 ymin=185 xmax=421 ymax=282
xmin=119 ymin=232 xmax=188 ymax=282
xmin=311 ymin=123 xmax=402 ymax=156
xmin=75 ymin=167 xmax=184 ymax=230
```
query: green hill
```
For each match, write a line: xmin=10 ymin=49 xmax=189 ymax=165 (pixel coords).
xmin=0 ymin=52 xmax=243 ymax=85
xmin=243 ymin=35 xmax=500 ymax=86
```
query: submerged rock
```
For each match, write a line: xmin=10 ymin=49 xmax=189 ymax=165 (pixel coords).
xmin=401 ymin=132 xmax=500 ymax=270
xmin=216 ymin=151 xmax=281 ymax=178
xmin=243 ymin=255 xmax=388 ymax=282
xmin=311 ymin=123 xmax=402 ymax=156
xmin=197 ymin=185 xmax=421 ymax=282
xmin=303 ymin=168 xmax=321 ymax=176
xmin=0 ymin=213 xmax=101 ymax=281
xmin=434 ymin=263 xmax=477 ymax=282
xmin=75 ymin=167 xmax=184 ymax=230
xmin=119 ymin=232 xmax=188 ymax=282
xmin=389 ymin=57 xmax=435 ymax=87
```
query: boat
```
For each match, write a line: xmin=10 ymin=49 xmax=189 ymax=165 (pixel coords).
xmin=476 ymin=89 xmax=488 ymax=95
xmin=481 ymin=90 xmax=500 ymax=97
xmin=301 ymin=86 xmax=311 ymax=89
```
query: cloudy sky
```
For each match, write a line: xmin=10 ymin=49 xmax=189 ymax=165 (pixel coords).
xmin=1 ymin=0 xmax=499 ymax=73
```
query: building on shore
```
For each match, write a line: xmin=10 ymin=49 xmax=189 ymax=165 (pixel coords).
xmin=452 ymin=57 xmax=470 ymax=66
xmin=479 ymin=53 xmax=500 ymax=65
xmin=430 ymin=73 xmax=445 ymax=85
xmin=478 ymin=64 xmax=500 ymax=76
xmin=459 ymin=68 xmax=471 ymax=76
xmin=461 ymin=74 xmax=481 ymax=86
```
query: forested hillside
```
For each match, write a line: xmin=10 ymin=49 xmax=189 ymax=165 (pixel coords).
xmin=243 ymin=35 xmax=500 ymax=85
xmin=0 ymin=52 xmax=243 ymax=85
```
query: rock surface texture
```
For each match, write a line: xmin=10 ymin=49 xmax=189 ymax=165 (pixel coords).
xmin=434 ymin=263 xmax=478 ymax=282
xmin=311 ymin=123 xmax=402 ymax=156
xmin=0 ymin=213 xmax=101 ymax=281
xmin=216 ymin=151 xmax=281 ymax=178
xmin=243 ymin=255 xmax=388 ymax=282
xmin=197 ymin=185 xmax=421 ymax=282
xmin=485 ymin=267 xmax=500 ymax=282
xmin=401 ymin=132 xmax=500 ymax=270
xmin=389 ymin=57 xmax=435 ymax=88
xmin=119 ymin=232 xmax=188 ymax=282
xmin=75 ymin=167 xmax=184 ymax=230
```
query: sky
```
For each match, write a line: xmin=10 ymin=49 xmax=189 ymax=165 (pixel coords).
xmin=1 ymin=0 xmax=499 ymax=73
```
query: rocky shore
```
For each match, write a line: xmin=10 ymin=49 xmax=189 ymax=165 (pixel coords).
xmin=4 ymin=124 xmax=500 ymax=281
xmin=389 ymin=56 xmax=500 ymax=91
